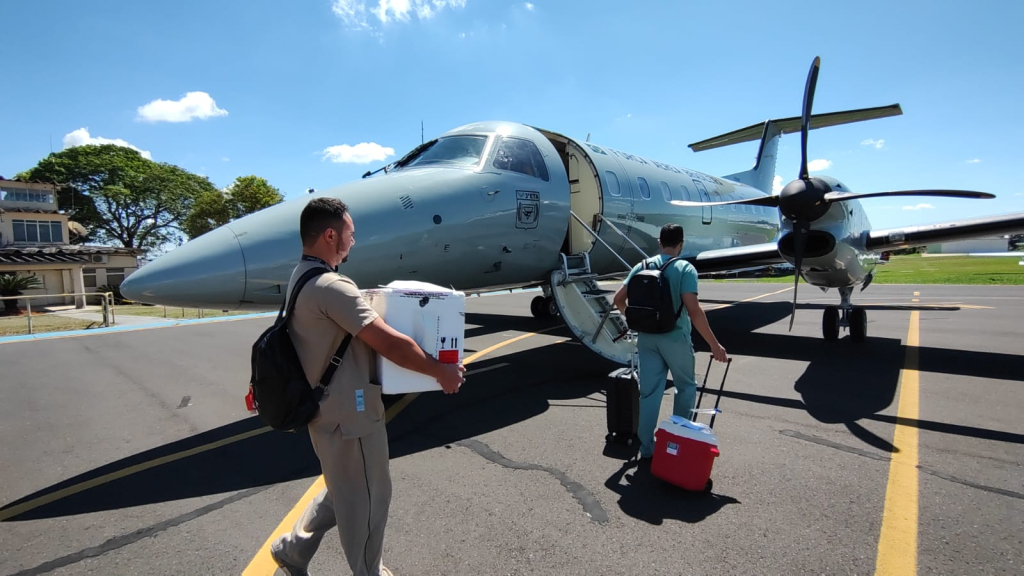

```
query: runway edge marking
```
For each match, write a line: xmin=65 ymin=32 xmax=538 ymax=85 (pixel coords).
xmin=242 ymin=325 xmax=563 ymax=575
xmin=874 ymin=310 xmax=920 ymax=576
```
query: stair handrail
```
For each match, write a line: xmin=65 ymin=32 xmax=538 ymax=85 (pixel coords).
xmin=595 ymin=214 xmax=650 ymax=261
xmin=569 ymin=211 xmax=634 ymax=271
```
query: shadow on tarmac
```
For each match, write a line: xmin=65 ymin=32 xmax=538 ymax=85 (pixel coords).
xmin=5 ymin=300 xmax=1023 ymax=523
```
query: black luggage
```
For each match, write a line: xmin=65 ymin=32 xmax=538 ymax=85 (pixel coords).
xmin=605 ymin=365 xmax=639 ymax=446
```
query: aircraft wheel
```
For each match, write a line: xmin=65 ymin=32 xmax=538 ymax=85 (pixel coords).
xmin=545 ymin=296 xmax=559 ymax=317
xmin=530 ymin=295 xmax=547 ymax=319
xmin=822 ymin=307 xmax=840 ymax=341
xmin=849 ymin=307 xmax=867 ymax=343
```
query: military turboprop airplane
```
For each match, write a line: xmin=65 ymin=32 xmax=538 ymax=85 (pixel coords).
xmin=121 ymin=57 xmax=1024 ymax=365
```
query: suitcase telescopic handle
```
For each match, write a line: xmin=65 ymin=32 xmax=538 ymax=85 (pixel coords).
xmin=695 ymin=356 xmax=732 ymax=429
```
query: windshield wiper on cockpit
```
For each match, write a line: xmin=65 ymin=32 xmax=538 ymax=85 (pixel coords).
xmin=362 ymin=139 xmax=438 ymax=179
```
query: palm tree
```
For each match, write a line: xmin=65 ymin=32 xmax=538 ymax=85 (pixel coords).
xmin=0 ymin=273 xmax=43 ymax=316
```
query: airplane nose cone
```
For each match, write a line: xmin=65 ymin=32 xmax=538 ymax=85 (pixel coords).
xmin=121 ymin=225 xmax=247 ymax=309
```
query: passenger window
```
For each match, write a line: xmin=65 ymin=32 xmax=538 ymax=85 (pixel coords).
xmin=637 ymin=177 xmax=651 ymax=200
xmin=659 ymin=181 xmax=671 ymax=202
xmin=679 ymin=184 xmax=691 ymax=202
xmin=492 ymin=137 xmax=549 ymax=181
xmin=605 ymin=171 xmax=621 ymax=196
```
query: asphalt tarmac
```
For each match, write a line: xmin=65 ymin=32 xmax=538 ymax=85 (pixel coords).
xmin=1 ymin=283 xmax=1021 ymax=575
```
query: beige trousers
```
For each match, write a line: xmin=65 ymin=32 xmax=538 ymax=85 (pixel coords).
xmin=272 ymin=423 xmax=392 ymax=576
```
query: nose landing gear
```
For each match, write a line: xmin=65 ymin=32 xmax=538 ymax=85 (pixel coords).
xmin=823 ymin=286 xmax=866 ymax=342
xmin=530 ymin=294 xmax=559 ymax=319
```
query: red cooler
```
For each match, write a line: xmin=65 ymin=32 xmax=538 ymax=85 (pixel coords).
xmin=651 ymin=417 xmax=720 ymax=491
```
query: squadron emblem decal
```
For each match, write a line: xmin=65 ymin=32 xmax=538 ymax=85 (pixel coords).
xmin=516 ymin=190 xmax=540 ymax=230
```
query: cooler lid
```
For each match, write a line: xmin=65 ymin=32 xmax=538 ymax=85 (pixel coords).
xmin=657 ymin=415 xmax=719 ymax=446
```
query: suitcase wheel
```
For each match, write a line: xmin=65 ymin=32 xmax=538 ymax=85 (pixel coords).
xmin=625 ymin=437 xmax=634 ymax=447
xmin=704 ymin=478 xmax=713 ymax=493
xmin=605 ymin=433 xmax=614 ymax=443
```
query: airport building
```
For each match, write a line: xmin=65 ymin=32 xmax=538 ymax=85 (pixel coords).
xmin=0 ymin=178 xmax=140 ymax=308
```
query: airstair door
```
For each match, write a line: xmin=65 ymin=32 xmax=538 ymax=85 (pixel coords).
xmin=548 ymin=254 xmax=634 ymax=366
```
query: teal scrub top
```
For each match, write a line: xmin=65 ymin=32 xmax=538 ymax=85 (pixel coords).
xmin=624 ymin=254 xmax=699 ymax=342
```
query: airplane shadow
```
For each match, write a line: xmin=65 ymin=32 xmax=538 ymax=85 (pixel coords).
xmin=5 ymin=300 xmax=1022 ymax=523
xmin=602 ymin=458 xmax=740 ymax=526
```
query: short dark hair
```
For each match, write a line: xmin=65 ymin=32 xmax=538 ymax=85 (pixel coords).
xmin=660 ymin=223 xmax=684 ymax=248
xmin=300 ymin=197 xmax=348 ymax=247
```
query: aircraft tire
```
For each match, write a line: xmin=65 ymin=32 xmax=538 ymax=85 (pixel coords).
xmin=850 ymin=307 xmax=867 ymax=343
xmin=530 ymin=295 xmax=548 ymax=319
xmin=823 ymin=307 xmax=840 ymax=341
xmin=545 ymin=296 xmax=559 ymax=317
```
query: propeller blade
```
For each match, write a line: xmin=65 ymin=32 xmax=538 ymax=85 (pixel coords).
xmin=670 ymin=196 xmax=781 ymax=208
xmin=799 ymin=57 xmax=821 ymax=181
xmin=788 ymin=223 xmax=807 ymax=332
xmin=823 ymin=189 xmax=996 ymax=203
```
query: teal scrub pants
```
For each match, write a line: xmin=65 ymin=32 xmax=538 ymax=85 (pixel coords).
xmin=636 ymin=334 xmax=697 ymax=458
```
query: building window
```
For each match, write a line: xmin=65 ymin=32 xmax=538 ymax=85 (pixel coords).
xmin=660 ymin=181 xmax=672 ymax=202
xmin=83 ymin=268 xmax=98 ymax=288
xmin=636 ymin=177 xmax=651 ymax=200
xmin=605 ymin=171 xmax=621 ymax=196
xmin=11 ymin=220 xmax=63 ymax=244
xmin=105 ymin=268 xmax=125 ymax=286
xmin=1 ymin=187 xmax=52 ymax=203
xmin=491 ymin=137 xmax=550 ymax=181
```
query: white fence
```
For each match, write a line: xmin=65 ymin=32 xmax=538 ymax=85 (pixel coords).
xmin=0 ymin=292 xmax=114 ymax=335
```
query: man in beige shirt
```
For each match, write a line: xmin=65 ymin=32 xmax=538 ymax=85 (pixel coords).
xmin=271 ymin=197 xmax=465 ymax=576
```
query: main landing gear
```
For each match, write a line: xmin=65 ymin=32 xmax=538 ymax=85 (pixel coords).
xmin=822 ymin=286 xmax=867 ymax=342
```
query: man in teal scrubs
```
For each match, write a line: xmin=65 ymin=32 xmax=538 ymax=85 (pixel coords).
xmin=613 ymin=223 xmax=728 ymax=460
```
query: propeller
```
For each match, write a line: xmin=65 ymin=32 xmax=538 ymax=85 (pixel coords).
xmin=672 ymin=55 xmax=997 ymax=330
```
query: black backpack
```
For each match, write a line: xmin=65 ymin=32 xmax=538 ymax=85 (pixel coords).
xmin=249 ymin=267 xmax=353 ymax=432
xmin=624 ymin=257 xmax=684 ymax=334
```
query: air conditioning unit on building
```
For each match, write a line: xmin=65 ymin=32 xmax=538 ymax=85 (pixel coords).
xmin=90 ymin=254 xmax=109 ymax=264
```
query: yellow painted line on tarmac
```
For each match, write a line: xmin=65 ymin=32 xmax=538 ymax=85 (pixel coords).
xmin=243 ymin=325 xmax=564 ymax=575
xmin=0 ymin=426 xmax=271 ymax=522
xmin=705 ymin=286 xmax=794 ymax=311
xmin=912 ymin=298 xmax=920 ymax=302
xmin=875 ymin=311 xmax=920 ymax=576
xmin=914 ymin=291 xmax=920 ymax=296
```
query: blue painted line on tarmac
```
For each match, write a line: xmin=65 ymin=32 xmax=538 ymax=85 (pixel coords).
xmin=0 ymin=312 xmax=277 ymax=345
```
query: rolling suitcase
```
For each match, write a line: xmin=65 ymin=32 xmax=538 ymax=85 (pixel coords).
xmin=605 ymin=365 xmax=639 ymax=446
xmin=651 ymin=356 xmax=732 ymax=492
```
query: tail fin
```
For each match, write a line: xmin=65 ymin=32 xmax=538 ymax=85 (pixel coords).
xmin=689 ymin=104 xmax=903 ymax=194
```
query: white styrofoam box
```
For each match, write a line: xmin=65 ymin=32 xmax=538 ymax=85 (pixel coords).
xmin=362 ymin=280 xmax=466 ymax=395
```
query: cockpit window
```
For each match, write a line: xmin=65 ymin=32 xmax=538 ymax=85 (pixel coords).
xmin=491 ymin=137 xmax=549 ymax=181
xmin=404 ymin=135 xmax=488 ymax=168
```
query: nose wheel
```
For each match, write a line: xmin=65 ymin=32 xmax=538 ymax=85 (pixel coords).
xmin=530 ymin=295 xmax=559 ymax=319
xmin=822 ymin=287 xmax=867 ymax=342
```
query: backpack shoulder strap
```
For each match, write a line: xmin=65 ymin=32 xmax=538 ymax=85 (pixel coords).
xmin=280 ymin=267 xmax=329 ymax=324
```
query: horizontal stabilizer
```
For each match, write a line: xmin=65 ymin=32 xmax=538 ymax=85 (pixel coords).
xmin=689 ymin=104 xmax=903 ymax=152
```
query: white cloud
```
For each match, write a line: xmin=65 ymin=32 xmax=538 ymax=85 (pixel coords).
xmin=62 ymin=128 xmax=152 ymax=160
xmin=808 ymin=159 xmax=832 ymax=172
xmin=525 ymin=2 xmax=535 ymax=10
xmin=772 ymin=175 xmax=783 ymax=194
xmin=966 ymin=158 xmax=981 ymax=164
xmin=221 ymin=157 xmax=230 ymax=162
xmin=321 ymin=142 xmax=395 ymax=164
xmin=861 ymin=138 xmax=885 ymax=149
xmin=902 ymin=203 xmax=935 ymax=211
xmin=333 ymin=0 xmax=467 ymax=30
xmin=136 ymin=91 xmax=228 ymax=123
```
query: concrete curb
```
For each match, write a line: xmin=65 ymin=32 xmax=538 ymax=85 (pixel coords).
xmin=0 ymin=312 xmax=277 ymax=345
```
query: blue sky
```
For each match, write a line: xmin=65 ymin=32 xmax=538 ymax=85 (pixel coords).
xmin=2 ymin=0 xmax=1022 ymax=231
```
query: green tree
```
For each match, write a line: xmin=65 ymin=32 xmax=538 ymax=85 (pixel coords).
xmin=17 ymin=144 xmax=217 ymax=251
xmin=226 ymin=175 xmax=283 ymax=219
xmin=182 ymin=190 xmax=232 ymax=239
xmin=182 ymin=175 xmax=284 ymax=238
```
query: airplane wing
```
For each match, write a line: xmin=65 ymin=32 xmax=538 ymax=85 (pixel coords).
xmin=866 ymin=212 xmax=1024 ymax=252
xmin=685 ymin=243 xmax=786 ymax=274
